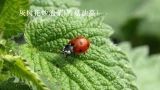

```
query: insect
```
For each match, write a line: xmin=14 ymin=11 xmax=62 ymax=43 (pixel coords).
xmin=62 ymin=36 xmax=90 ymax=56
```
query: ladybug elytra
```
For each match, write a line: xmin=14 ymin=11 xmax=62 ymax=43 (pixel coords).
xmin=62 ymin=36 xmax=90 ymax=56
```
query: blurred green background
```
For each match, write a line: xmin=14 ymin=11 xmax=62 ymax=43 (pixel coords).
xmin=80 ymin=0 xmax=160 ymax=54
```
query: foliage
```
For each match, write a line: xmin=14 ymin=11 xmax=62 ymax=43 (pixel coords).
xmin=0 ymin=0 xmax=29 ymax=38
xmin=2 ymin=0 xmax=160 ymax=90
xmin=0 ymin=0 xmax=138 ymax=90
xmin=0 ymin=78 xmax=32 ymax=90
xmin=119 ymin=42 xmax=160 ymax=90
xmin=21 ymin=14 xmax=137 ymax=89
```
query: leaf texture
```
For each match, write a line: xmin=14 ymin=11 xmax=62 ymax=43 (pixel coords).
xmin=0 ymin=78 xmax=32 ymax=90
xmin=0 ymin=0 xmax=29 ymax=38
xmin=23 ymin=14 xmax=137 ymax=90
xmin=1 ymin=55 xmax=49 ymax=90
xmin=30 ymin=0 xmax=80 ymax=20
xmin=31 ymin=0 xmax=80 ymax=8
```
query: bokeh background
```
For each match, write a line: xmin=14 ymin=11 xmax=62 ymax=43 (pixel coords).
xmin=80 ymin=0 xmax=160 ymax=54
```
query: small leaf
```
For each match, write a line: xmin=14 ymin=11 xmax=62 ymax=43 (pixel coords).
xmin=1 ymin=55 xmax=49 ymax=90
xmin=0 ymin=78 xmax=32 ymax=90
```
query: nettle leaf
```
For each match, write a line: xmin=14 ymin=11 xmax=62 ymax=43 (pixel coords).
xmin=25 ymin=15 xmax=112 ymax=52
xmin=30 ymin=0 xmax=80 ymax=20
xmin=119 ymin=42 xmax=160 ymax=90
xmin=0 ymin=78 xmax=32 ymax=90
xmin=0 ymin=0 xmax=29 ymax=38
xmin=0 ymin=37 xmax=47 ymax=90
xmin=0 ymin=38 xmax=6 ymax=53
xmin=0 ymin=57 xmax=9 ymax=83
xmin=1 ymin=55 xmax=49 ymax=90
xmin=0 ymin=38 xmax=10 ymax=83
xmin=23 ymin=14 xmax=138 ymax=90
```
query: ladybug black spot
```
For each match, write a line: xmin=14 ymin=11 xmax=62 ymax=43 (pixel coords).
xmin=79 ymin=41 xmax=83 ymax=45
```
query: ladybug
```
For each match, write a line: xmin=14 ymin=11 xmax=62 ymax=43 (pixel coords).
xmin=62 ymin=36 xmax=90 ymax=56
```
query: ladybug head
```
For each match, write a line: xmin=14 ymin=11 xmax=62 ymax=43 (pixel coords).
xmin=62 ymin=44 xmax=73 ymax=55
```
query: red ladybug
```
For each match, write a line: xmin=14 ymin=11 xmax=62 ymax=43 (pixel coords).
xmin=62 ymin=36 xmax=90 ymax=56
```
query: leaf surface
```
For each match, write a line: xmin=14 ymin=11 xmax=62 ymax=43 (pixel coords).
xmin=0 ymin=0 xmax=29 ymax=38
xmin=22 ymin=14 xmax=138 ymax=90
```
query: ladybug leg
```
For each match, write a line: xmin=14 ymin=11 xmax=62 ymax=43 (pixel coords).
xmin=64 ymin=53 xmax=69 ymax=58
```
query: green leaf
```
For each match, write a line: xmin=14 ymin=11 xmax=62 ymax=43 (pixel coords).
xmin=23 ymin=14 xmax=137 ymax=90
xmin=1 ymin=55 xmax=49 ymax=90
xmin=0 ymin=78 xmax=32 ymax=90
xmin=0 ymin=38 xmax=6 ymax=53
xmin=30 ymin=0 xmax=80 ymax=20
xmin=0 ymin=59 xmax=2 ymax=72
xmin=0 ymin=0 xmax=29 ymax=38
xmin=31 ymin=0 xmax=80 ymax=8
xmin=119 ymin=42 xmax=160 ymax=90
xmin=25 ymin=15 xmax=112 ymax=52
xmin=0 ymin=58 xmax=7 ymax=83
xmin=0 ymin=0 xmax=5 ymax=13
xmin=0 ymin=36 xmax=9 ymax=83
xmin=0 ymin=58 xmax=9 ymax=83
xmin=0 ymin=60 xmax=9 ymax=83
